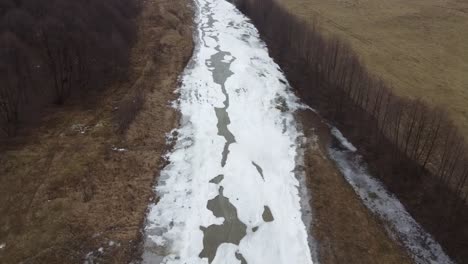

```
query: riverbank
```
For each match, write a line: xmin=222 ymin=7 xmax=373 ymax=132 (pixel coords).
xmin=0 ymin=0 xmax=193 ymax=262
xmin=298 ymin=110 xmax=412 ymax=264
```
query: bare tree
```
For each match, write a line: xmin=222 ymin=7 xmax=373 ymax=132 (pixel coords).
xmin=0 ymin=32 xmax=31 ymax=136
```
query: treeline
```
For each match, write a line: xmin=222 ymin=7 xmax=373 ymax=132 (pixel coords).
xmin=234 ymin=0 xmax=468 ymax=261
xmin=0 ymin=0 xmax=139 ymax=136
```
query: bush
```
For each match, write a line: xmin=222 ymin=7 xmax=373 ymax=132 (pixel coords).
xmin=114 ymin=89 xmax=144 ymax=134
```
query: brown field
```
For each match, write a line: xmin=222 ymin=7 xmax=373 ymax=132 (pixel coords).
xmin=280 ymin=0 xmax=468 ymax=135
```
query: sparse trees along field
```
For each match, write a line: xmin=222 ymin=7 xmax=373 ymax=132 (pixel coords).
xmin=280 ymin=0 xmax=468 ymax=137
xmin=0 ymin=0 xmax=138 ymax=136
xmin=236 ymin=0 xmax=468 ymax=261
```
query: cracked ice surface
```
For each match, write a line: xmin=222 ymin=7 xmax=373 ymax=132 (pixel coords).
xmin=141 ymin=0 xmax=313 ymax=263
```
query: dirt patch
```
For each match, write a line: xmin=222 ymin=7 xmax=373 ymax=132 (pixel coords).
xmin=0 ymin=0 xmax=193 ymax=263
xmin=298 ymin=110 xmax=412 ymax=264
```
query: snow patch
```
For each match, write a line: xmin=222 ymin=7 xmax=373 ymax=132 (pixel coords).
xmin=329 ymin=129 xmax=453 ymax=264
xmin=331 ymin=127 xmax=356 ymax=152
xmin=111 ymin=147 xmax=127 ymax=152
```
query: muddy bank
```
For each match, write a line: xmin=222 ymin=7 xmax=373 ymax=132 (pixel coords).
xmin=0 ymin=0 xmax=193 ymax=263
xmin=297 ymin=109 xmax=412 ymax=264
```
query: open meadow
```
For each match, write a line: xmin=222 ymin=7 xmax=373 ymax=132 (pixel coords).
xmin=281 ymin=0 xmax=468 ymax=134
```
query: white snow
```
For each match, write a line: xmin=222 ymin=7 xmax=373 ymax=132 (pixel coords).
xmin=0 ymin=242 xmax=5 ymax=249
xmin=329 ymin=128 xmax=454 ymax=264
xmin=111 ymin=147 xmax=127 ymax=152
xmin=330 ymin=127 xmax=356 ymax=152
xmin=142 ymin=0 xmax=313 ymax=263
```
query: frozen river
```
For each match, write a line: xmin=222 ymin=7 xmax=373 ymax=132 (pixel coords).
xmin=141 ymin=0 xmax=314 ymax=263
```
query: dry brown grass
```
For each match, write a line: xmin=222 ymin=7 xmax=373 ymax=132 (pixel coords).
xmin=298 ymin=110 xmax=412 ymax=264
xmin=281 ymin=0 xmax=468 ymax=135
xmin=0 ymin=0 xmax=193 ymax=262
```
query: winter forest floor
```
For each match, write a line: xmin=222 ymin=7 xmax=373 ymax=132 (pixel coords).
xmin=0 ymin=0 xmax=193 ymax=262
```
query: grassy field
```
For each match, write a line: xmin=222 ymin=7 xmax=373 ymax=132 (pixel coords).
xmin=280 ymin=0 xmax=468 ymax=134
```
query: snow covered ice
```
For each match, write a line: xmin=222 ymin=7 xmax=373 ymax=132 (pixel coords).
xmin=141 ymin=0 xmax=313 ymax=263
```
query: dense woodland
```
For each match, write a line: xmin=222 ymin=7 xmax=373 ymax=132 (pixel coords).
xmin=0 ymin=0 xmax=138 ymax=136
xmin=235 ymin=0 xmax=468 ymax=261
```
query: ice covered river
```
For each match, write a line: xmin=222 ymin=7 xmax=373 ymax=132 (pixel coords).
xmin=141 ymin=0 xmax=314 ymax=263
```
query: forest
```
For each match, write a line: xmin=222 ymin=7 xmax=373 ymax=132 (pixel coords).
xmin=0 ymin=0 xmax=138 ymax=136
xmin=235 ymin=0 xmax=468 ymax=261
